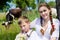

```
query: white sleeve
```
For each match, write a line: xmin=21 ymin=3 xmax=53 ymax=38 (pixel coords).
xmin=30 ymin=31 xmax=41 ymax=40
xmin=15 ymin=34 xmax=21 ymax=40
xmin=51 ymin=19 xmax=59 ymax=39
xmin=30 ymin=18 xmax=38 ymax=28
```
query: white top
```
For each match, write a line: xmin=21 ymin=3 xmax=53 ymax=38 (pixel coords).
xmin=30 ymin=18 xmax=59 ymax=40
xmin=15 ymin=30 xmax=41 ymax=40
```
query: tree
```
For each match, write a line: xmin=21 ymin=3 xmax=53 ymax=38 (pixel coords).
xmin=13 ymin=0 xmax=36 ymax=10
xmin=0 ymin=0 xmax=10 ymax=10
xmin=48 ymin=1 xmax=56 ymax=8
xmin=37 ymin=0 xmax=45 ymax=4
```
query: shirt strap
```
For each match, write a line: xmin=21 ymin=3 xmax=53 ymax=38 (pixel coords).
xmin=27 ymin=30 xmax=33 ymax=37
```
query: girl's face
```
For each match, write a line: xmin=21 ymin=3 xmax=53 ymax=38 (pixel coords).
xmin=39 ymin=6 xmax=51 ymax=20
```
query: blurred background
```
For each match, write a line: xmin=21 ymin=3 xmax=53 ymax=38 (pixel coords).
xmin=0 ymin=0 xmax=56 ymax=40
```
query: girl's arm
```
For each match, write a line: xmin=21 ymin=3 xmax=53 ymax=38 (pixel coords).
xmin=50 ymin=19 xmax=59 ymax=40
xmin=30 ymin=18 xmax=38 ymax=28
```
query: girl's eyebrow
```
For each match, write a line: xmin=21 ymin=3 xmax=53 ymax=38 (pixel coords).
xmin=39 ymin=11 xmax=42 ymax=13
xmin=39 ymin=10 xmax=46 ymax=13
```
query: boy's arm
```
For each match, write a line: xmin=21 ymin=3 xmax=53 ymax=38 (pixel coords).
xmin=15 ymin=33 xmax=27 ymax=40
xmin=15 ymin=34 xmax=21 ymax=40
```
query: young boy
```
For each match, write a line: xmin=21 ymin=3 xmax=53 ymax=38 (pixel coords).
xmin=15 ymin=16 xmax=40 ymax=40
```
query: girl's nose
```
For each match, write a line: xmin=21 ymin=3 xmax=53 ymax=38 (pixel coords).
xmin=42 ymin=12 xmax=45 ymax=15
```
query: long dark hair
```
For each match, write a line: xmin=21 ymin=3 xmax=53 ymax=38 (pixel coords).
xmin=38 ymin=3 xmax=54 ymax=35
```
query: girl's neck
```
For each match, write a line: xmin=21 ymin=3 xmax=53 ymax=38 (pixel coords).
xmin=44 ymin=17 xmax=50 ymax=23
xmin=42 ymin=17 xmax=50 ymax=26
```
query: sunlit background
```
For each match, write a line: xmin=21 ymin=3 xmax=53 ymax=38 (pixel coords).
xmin=0 ymin=0 xmax=57 ymax=40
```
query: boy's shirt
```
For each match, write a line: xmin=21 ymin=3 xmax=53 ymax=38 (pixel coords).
xmin=15 ymin=30 xmax=41 ymax=40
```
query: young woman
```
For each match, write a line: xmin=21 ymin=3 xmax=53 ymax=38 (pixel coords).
xmin=30 ymin=3 xmax=59 ymax=40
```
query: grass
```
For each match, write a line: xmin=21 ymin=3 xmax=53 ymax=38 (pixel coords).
xmin=0 ymin=10 xmax=39 ymax=40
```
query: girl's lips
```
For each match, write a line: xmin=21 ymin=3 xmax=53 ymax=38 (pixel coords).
xmin=42 ymin=13 xmax=47 ymax=17
xmin=42 ymin=14 xmax=46 ymax=17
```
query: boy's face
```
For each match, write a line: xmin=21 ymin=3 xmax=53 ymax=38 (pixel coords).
xmin=19 ymin=21 xmax=30 ymax=33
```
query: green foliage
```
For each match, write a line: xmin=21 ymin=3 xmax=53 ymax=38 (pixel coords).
xmin=0 ymin=13 xmax=6 ymax=22
xmin=39 ymin=0 xmax=45 ymax=3
xmin=37 ymin=0 xmax=45 ymax=4
xmin=0 ymin=0 xmax=10 ymax=10
xmin=48 ymin=1 xmax=56 ymax=8
xmin=16 ymin=0 xmax=26 ymax=9
xmin=13 ymin=0 xmax=36 ymax=10
xmin=0 ymin=11 xmax=39 ymax=40
xmin=0 ymin=0 xmax=36 ymax=11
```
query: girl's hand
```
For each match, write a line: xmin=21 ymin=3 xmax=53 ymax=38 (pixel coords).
xmin=50 ymin=25 xmax=55 ymax=35
xmin=40 ymin=28 xmax=45 ymax=35
xmin=50 ymin=37 xmax=56 ymax=40
xmin=50 ymin=28 xmax=55 ymax=35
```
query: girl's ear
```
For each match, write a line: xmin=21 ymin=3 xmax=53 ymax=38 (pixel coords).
xmin=49 ymin=10 xmax=51 ymax=13
xmin=50 ymin=9 xmax=52 ymax=13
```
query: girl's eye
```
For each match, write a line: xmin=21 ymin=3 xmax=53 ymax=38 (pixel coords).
xmin=39 ymin=10 xmax=46 ymax=13
xmin=39 ymin=11 xmax=43 ymax=13
xmin=43 ymin=10 xmax=46 ymax=12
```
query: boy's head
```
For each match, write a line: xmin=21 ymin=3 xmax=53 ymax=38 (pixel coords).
xmin=18 ymin=16 xmax=30 ymax=33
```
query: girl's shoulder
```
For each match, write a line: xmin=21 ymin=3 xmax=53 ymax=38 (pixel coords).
xmin=53 ymin=18 xmax=59 ymax=28
xmin=34 ymin=18 xmax=41 ymax=24
xmin=33 ymin=18 xmax=40 ymax=22
xmin=30 ymin=18 xmax=40 ymax=28
xmin=33 ymin=18 xmax=40 ymax=21
xmin=53 ymin=18 xmax=59 ymax=23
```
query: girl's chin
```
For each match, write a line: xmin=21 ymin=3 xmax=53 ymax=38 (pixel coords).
xmin=43 ymin=17 xmax=48 ymax=20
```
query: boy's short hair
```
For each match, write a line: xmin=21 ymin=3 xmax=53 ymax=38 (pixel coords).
xmin=18 ymin=16 xmax=30 ymax=25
